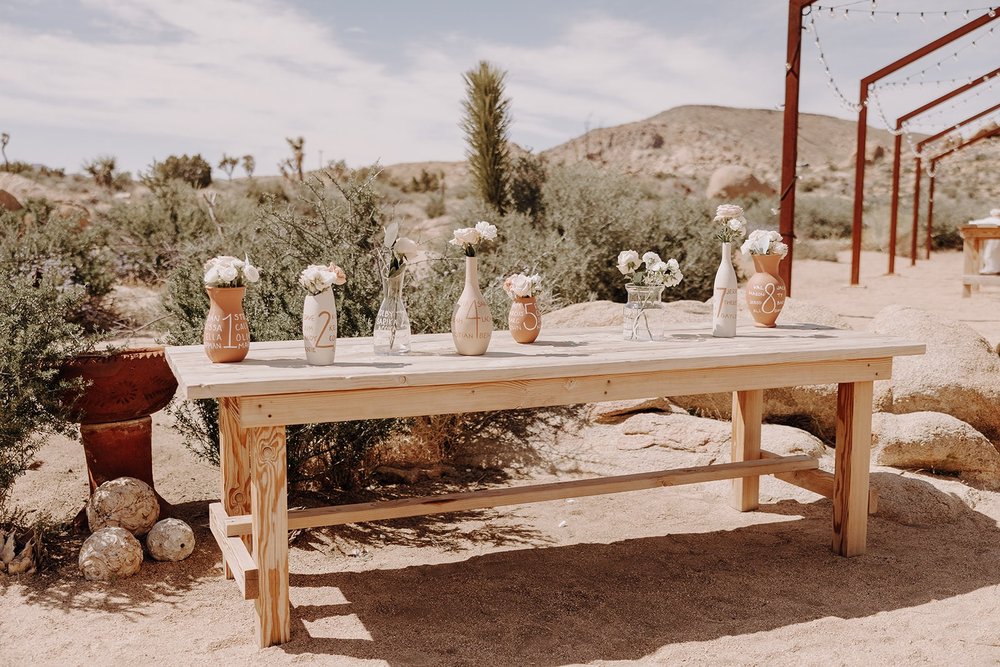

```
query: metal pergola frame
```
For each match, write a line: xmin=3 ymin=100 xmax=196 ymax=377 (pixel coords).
xmin=908 ymin=101 xmax=1000 ymax=264
xmin=887 ymin=67 xmax=1000 ymax=273
xmin=924 ymin=126 xmax=1000 ymax=250
xmin=849 ymin=8 xmax=1000 ymax=285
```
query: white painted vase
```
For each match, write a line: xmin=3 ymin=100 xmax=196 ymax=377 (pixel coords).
xmin=451 ymin=256 xmax=493 ymax=355
xmin=712 ymin=241 xmax=738 ymax=337
xmin=302 ymin=288 xmax=337 ymax=365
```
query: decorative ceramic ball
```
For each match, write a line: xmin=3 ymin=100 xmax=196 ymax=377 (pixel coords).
xmin=146 ymin=518 xmax=195 ymax=562
xmin=86 ymin=477 xmax=159 ymax=536
xmin=79 ymin=527 xmax=144 ymax=581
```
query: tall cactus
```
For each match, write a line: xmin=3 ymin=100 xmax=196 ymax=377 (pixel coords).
xmin=461 ymin=61 xmax=512 ymax=215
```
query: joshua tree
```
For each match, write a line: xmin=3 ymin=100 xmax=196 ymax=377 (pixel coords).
xmin=286 ymin=136 xmax=305 ymax=181
xmin=0 ymin=132 xmax=8 ymax=169
xmin=218 ymin=153 xmax=238 ymax=181
xmin=461 ymin=61 xmax=512 ymax=214
xmin=242 ymin=154 xmax=255 ymax=179
xmin=82 ymin=155 xmax=117 ymax=189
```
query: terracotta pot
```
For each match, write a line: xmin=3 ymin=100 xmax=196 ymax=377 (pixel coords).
xmin=60 ymin=347 xmax=178 ymax=518
xmin=203 ymin=286 xmax=250 ymax=362
xmin=746 ymin=254 xmax=787 ymax=327
xmin=61 ymin=347 xmax=178 ymax=424
xmin=302 ymin=288 xmax=338 ymax=365
xmin=508 ymin=296 xmax=541 ymax=344
xmin=451 ymin=256 xmax=493 ymax=355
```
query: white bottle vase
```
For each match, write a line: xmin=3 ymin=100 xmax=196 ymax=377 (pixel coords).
xmin=451 ymin=256 xmax=493 ymax=355
xmin=302 ymin=288 xmax=338 ymax=365
xmin=712 ymin=242 xmax=738 ymax=337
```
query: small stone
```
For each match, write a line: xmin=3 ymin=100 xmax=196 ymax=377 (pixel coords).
xmin=87 ymin=477 xmax=159 ymax=537
xmin=146 ymin=519 xmax=195 ymax=562
xmin=79 ymin=527 xmax=144 ymax=581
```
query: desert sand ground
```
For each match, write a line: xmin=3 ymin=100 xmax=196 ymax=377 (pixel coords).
xmin=2 ymin=249 xmax=999 ymax=666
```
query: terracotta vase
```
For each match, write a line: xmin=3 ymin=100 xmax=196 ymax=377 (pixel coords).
xmin=746 ymin=254 xmax=787 ymax=327
xmin=302 ymin=288 xmax=338 ymax=365
xmin=508 ymin=296 xmax=541 ymax=344
xmin=712 ymin=241 xmax=738 ymax=337
xmin=451 ymin=256 xmax=493 ymax=355
xmin=203 ymin=287 xmax=250 ymax=363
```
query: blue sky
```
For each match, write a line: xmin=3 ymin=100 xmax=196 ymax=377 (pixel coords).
xmin=1 ymin=0 xmax=997 ymax=176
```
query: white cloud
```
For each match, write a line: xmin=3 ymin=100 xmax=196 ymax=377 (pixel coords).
xmin=0 ymin=1 xmax=777 ymax=173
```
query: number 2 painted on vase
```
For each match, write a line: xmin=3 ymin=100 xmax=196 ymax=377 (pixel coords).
xmin=313 ymin=311 xmax=335 ymax=348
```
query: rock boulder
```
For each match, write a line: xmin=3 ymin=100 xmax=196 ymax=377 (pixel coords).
xmin=706 ymin=165 xmax=776 ymax=199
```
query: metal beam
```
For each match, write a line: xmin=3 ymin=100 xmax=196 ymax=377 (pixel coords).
xmin=778 ymin=0 xmax=819 ymax=297
xmin=850 ymin=8 xmax=1000 ymax=285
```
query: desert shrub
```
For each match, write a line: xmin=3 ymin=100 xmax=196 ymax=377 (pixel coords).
xmin=246 ymin=179 xmax=289 ymax=205
xmin=164 ymin=172 xmax=400 ymax=490
xmin=424 ymin=192 xmax=446 ymax=218
xmin=0 ymin=270 xmax=92 ymax=508
xmin=404 ymin=169 xmax=443 ymax=194
xmin=82 ymin=155 xmax=119 ymax=190
xmin=509 ymin=153 xmax=546 ymax=221
xmin=0 ymin=161 xmax=65 ymax=178
xmin=0 ymin=206 xmax=116 ymax=317
xmin=149 ymin=154 xmax=212 ymax=189
xmin=795 ymin=194 xmax=854 ymax=239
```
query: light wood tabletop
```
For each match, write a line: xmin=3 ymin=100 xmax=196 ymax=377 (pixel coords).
xmin=165 ymin=323 xmax=924 ymax=648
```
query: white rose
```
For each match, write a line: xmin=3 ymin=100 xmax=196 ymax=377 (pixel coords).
xmin=218 ymin=265 xmax=238 ymax=283
xmin=990 ymin=209 xmax=1000 ymax=218
xmin=383 ymin=222 xmax=399 ymax=248
xmin=529 ymin=274 xmax=542 ymax=290
xmin=616 ymin=250 xmax=641 ymax=275
xmin=452 ymin=227 xmax=481 ymax=246
xmin=394 ymin=237 xmax=419 ymax=259
xmin=772 ymin=242 xmax=789 ymax=258
xmin=474 ymin=220 xmax=497 ymax=241
xmin=204 ymin=266 xmax=221 ymax=286
xmin=768 ymin=230 xmax=782 ymax=243
xmin=648 ymin=260 xmax=668 ymax=273
xmin=716 ymin=203 xmax=744 ymax=219
xmin=642 ymin=251 xmax=661 ymax=267
xmin=329 ymin=264 xmax=347 ymax=286
xmin=666 ymin=258 xmax=680 ymax=271
xmin=509 ymin=273 xmax=533 ymax=297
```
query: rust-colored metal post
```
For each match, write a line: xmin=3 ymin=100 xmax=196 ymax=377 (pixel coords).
xmin=887 ymin=130 xmax=902 ymax=274
xmin=911 ymin=157 xmax=922 ymax=266
xmin=850 ymin=8 xmax=1000 ymax=285
xmin=778 ymin=0 xmax=817 ymax=297
xmin=926 ymin=172 xmax=936 ymax=260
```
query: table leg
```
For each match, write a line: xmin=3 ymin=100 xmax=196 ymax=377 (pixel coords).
xmin=832 ymin=381 xmax=873 ymax=557
xmin=220 ymin=397 xmax=251 ymax=579
xmin=249 ymin=425 xmax=290 ymax=648
xmin=730 ymin=389 xmax=763 ymax=511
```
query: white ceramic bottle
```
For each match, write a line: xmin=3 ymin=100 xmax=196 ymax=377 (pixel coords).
xmin=712 ymin=242 xmax=738 ymax=337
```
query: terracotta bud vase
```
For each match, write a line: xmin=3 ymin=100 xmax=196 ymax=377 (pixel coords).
xmin=712 ymin=242 xmax=738 ymax=337
xmin=452 ymin=256 xmax=493 ymax=355
xmin=508 ymin=296 xmax=541 ymax=344
xmin=302 ymin=288 xmax=338 ymax=365
xmin=746 ymin=254 xmax=787 ymax=327
xmin=203 ymin=287 xmax=250 ymax=363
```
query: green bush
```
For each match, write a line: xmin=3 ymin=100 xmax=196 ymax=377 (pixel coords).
xmin=149 ymin=154 xmax=212 ymax=189
xmin=424 ymin=192 xmax=446 ymax=218
xmin=164 ymin=172 xmax=399 ymax=490
xmin=0 ymin=206 xmax=116 ymax=324
xmin=509 ymin=153 xmax=546 ymax=221
xmin=0 ymin=270 xmax=91 ymax=508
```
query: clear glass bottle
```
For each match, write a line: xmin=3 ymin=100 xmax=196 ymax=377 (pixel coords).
xmin=622 ymin=284 xmax=664 ymax=341
xmin=374 ymin=270 xmax=411 ymax=354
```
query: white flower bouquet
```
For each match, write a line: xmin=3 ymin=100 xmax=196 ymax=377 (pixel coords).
xmin=713 ymin=203 xmax=748 ymax=244
xmin=740 ymin=229 xmax=789 ymax=257
xmin=298 ymin=263 xmax=347 ymax=295
xmin=616 ymin=250 xmax=683 ymax=287
xmin=204 ymin=254 xmax=260 ymax=288
xmin=382 ymin=221 xmax=420 ymax=278
xmin=503 ymin=272 xmax=542 ymax=299
xmin=449 ymin=220 xmax=498 ymax=257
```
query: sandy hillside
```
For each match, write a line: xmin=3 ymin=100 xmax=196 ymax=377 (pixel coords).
xmin=2 ymin=249 xmax=1000 ymax=665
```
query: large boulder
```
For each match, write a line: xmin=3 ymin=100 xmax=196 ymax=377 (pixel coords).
xmin=705 ymin=165 xmax=776 ymax=199
xmin=868 ymin=305 xmax=1000 ymax=441
xmin=871 ymin=412 xmax=1000 ymax=489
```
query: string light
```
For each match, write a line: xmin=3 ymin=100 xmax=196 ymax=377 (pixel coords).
xmin=806 ymin=13 xmax=865 ymax=112
xmin=812 ymin=4 xmax=997 ymax=19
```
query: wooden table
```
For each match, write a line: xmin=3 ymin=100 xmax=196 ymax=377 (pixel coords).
xmin=960 ymin=225 xmax=1000 ymax=297
xmin=165 ymin=324 xmax=924 ymax=648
